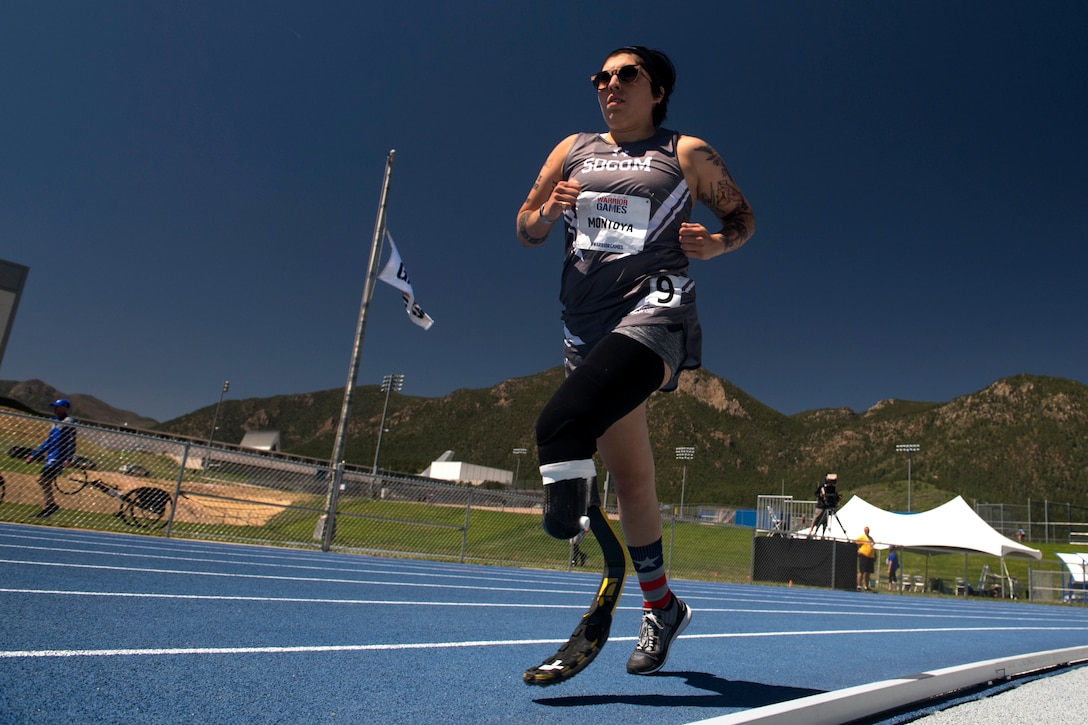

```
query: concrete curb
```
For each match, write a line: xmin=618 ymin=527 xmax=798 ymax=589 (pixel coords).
xmin=686 ymin=645 xmax=1088 ymax=725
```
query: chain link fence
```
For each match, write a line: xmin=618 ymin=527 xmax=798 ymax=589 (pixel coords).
xmin=1029 ymin=557 xmax=1088 ymax=604
xmin=5 ymin=408 xmax=1087 ymax=606
xmin=975 ymin=501 xmax=1088 ymax=545
xmin=0 ymin=410 xmax=754 ymax=581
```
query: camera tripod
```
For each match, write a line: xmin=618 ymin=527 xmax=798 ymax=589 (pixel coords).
xmin=808 ymin=505 xmax=847 ymax=539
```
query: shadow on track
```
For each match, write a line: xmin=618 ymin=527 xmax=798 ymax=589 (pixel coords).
xmin=533 ymin=670 xmax=824 ymax=709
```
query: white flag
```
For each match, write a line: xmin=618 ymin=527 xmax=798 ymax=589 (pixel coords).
xmin=377 ymin=231 xmax=435 ymax=330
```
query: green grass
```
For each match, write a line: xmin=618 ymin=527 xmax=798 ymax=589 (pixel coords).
xmin=5 ymin=466 xmax=1083 ymax=605
xmin=252 ymin=497 xmax=760 ymax=577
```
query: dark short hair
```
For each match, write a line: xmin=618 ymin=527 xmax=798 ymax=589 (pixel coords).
xmin=605 ymin=46 xmax=676 ymax=127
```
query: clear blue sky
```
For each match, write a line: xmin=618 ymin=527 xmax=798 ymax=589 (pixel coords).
xmin=3 ymin=1 xmax=1086 ymax=423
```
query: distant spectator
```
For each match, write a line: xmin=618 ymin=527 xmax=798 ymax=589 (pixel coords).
xmin=570 ymin=528 xmax=588 ymax=568
xmin=886 ymin=547 xmax=900 ymax=591
xmin=26 ymin=399 xmax=77 ymax=518
xmin=856 ymin=526 xmax=876 ymax=591
xmin=1017 ymin=528 xmax=1026 ymax=543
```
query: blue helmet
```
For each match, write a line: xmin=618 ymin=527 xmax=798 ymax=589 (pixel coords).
xmin=51 ymin=399 xmax=71 ymax=408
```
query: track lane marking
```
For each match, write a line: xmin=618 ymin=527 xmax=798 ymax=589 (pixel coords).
xmin=4 ymin=626 xmax=1087 ymax=659
xmin=1 ymin=585 xmax=1081 ymax=625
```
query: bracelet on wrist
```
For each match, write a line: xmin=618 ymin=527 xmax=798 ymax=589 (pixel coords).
xmin=539 ymin=204 xmax=558 ymax=225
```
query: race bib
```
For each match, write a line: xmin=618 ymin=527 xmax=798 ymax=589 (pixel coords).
xmin=634 ymin=274 xmax=693 ymax=310
xmin=574 ymin=192 xmax=651 ymax=255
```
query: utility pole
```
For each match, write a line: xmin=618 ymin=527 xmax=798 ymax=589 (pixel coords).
xmin=206 ymin=380 xmax=229 ymax=469
xmin=896 ymin=443 xmax=920 ymax=512
xmin=370 ymin=373 xmax=405 ymax=496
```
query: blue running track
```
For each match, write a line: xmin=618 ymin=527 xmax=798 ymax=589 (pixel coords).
xmin=2 ymin=523 xmax=1087 ymax=724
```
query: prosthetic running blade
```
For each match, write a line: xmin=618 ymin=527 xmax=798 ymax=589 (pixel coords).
xmin=523 ymin=502 xmax=627 ymax=686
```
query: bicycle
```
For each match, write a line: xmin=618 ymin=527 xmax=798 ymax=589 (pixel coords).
xmin=59 ymin=469 xmax=172 ymax=529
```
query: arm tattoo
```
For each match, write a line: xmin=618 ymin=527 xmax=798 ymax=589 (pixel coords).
xmin=519 ymin=177 xmax=559 ymax=245
xmin=717 ymin=198 xmax=752 ymax=250
xmin=518 ymin=210 xmax=548 ymax=246
xmin=694 ymin=144 xmax=753 ymax=248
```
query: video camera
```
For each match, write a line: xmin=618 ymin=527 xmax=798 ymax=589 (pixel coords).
xmin=817 ymin=473 xmax=840 ymax=508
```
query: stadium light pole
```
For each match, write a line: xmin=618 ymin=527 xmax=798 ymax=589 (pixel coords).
xmin=668 ymin=446 xmax=695 ymax=577
xmin=675 ymin=446 xmax=695 ymax=519
xmin=896 ymin=443 xmax=920 ymax=512
xmin=512 ymin=448 xmax=528 ymax=489
xmin=206 ymin=380 xmax=229 ymax=469
xmin=370 ymin=374 xmax=404 ymax=496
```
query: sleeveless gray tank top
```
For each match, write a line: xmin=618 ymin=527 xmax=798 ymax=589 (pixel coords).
xmin=557 ymin=128 xmax=702 ymax=386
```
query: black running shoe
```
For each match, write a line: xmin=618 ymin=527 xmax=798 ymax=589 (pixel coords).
xmin=626 ymin=596 xmax=692 ymax=675
xmin=35 ymin=504 xmax=60 ymax=519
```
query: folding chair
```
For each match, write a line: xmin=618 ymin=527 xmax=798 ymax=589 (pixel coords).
xmin=766 ymin=506 xmax=785 ymax=536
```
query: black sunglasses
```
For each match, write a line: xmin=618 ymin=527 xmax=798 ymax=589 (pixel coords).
xmin=590 ymin=64 xmax=646 ymax=90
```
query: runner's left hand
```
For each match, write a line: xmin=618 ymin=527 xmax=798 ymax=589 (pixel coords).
xmin=678 ymin=222 xmax=725 ymax=260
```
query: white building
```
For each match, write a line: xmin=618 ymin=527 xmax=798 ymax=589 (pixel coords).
xmin=421 ymin=450 xmax=512 ymax=486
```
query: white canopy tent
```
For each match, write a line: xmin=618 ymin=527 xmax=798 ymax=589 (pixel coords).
xmin=1057 ymin=553 xmax=1088 ymax=586
xmin=818 ymin=495 xmax=1041 ymax=559
xmin=809 ymin=495 xmax=1041 ymax=597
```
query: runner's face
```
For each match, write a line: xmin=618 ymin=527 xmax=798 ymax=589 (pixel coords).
xmin=596 ymin=52 xmax=658 ymax=128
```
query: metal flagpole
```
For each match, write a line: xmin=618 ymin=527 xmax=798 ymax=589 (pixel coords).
xmin=321 ymin=149 xmax=396 ymax=552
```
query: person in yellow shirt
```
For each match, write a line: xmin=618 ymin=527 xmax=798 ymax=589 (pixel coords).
xmin=856 ymin=526 xmax=876 ymax=590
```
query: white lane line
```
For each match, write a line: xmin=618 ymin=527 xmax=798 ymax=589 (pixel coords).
xmin=0 ymin=587 xmax=589 ymax=608
xmin=680 ymin=626 xmax=1088 ymax=640
xmin=0 ymin=542 xmax=566 ymax=586
xmin=0 ymin=532 xmax=520 ymax=578
xmin=3 ymin=626 xmax=1087 ymax=659
xmin=1 ymin=585 xmax=1078 ymax=627
xmin=0 ymin=640 xmax=564 ymax=658
xmin=0 ymin=559 xmax=581 ymax=596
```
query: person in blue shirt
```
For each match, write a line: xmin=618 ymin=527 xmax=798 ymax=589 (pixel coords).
xmin=26 ymin=399 xmax=77 ymax=518
xmin=887 ymin=546 xmax=900 ymax=591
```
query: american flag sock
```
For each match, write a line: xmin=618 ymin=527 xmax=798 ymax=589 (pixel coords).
xmin=628 ymin=539 xmax=673 ymax=610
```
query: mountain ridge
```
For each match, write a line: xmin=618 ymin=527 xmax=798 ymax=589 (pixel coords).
xmin=0 ymin=379 xmax=159 ymax=428
xmin=3 ymin=370 xmax=1085 ymax=509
